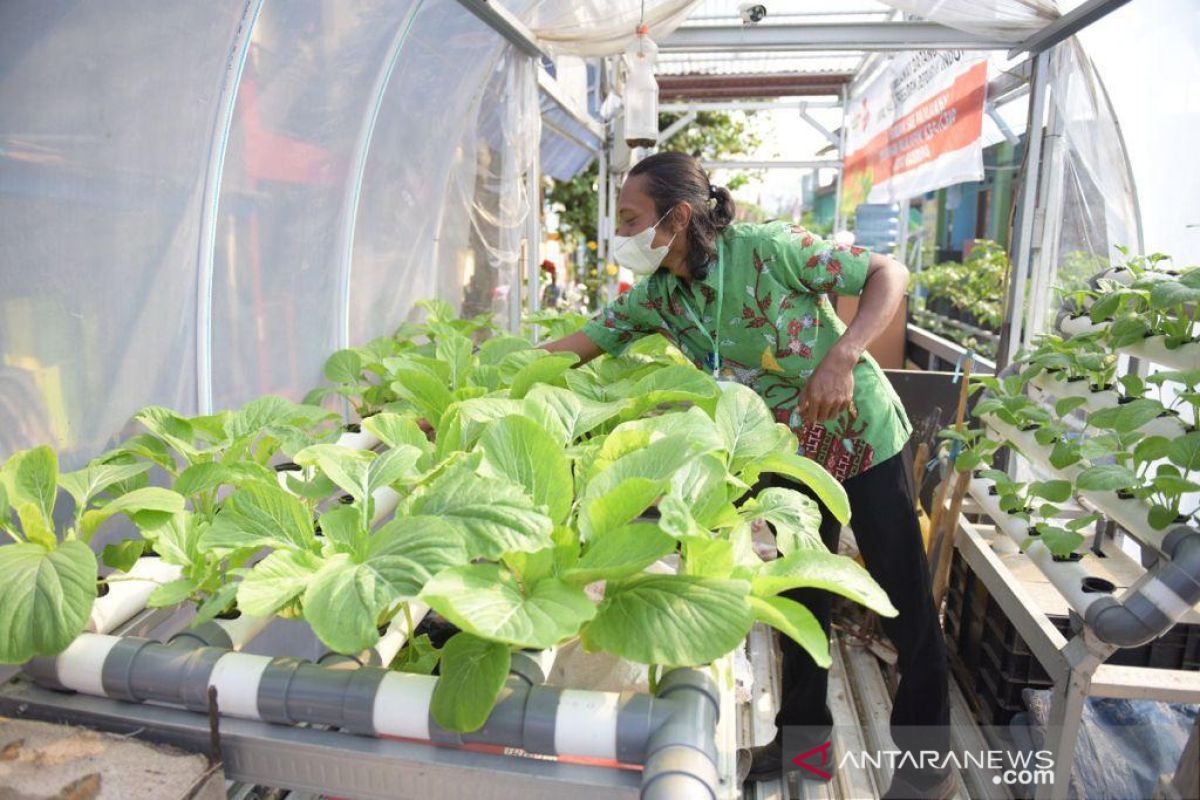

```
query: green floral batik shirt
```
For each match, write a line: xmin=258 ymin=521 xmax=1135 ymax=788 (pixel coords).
xmin=582 ymin=221 xmax=912 ymax=482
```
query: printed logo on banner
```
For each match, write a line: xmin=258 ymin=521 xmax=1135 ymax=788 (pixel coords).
xmin=841 ymin=50 xmax=988 ymax=212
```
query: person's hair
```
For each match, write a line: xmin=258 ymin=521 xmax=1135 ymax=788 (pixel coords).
xmin=628 ymin=152 xmax=736 ymax=280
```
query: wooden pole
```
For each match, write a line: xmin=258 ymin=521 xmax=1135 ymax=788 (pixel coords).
xmin=913 ymin=441 xmax=929 ymax=508
xmin=927 ymin=354 xmax=975 ymax=609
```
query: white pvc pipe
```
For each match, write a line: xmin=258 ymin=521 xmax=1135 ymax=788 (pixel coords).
xmin=370 ymin=486 xmax=402 ymax=524
xmin=983 ymin=415 xmax=1174 ymax=556
xmin=89 ymin=557 xmax=183 ymax=634
xmin=214 ymin=614 xmax=273 ymax=650
xmin=336 ymin=428 xmax=382 ymax=451
xmin=53 ymin=633 xmax=121 ymax=695
xmin=207 ymin=652 xmax=272 ymax=719
xmin=372 ymin=672 xmax=437 ymax=740
xmin=1029 ymin=372 xmax=1188 ymax=439
xmin=1059 ymin=314 xmax=1107 ymax=338
xmin=1118 ymin=335 xmax=1200 ymax=372
xmin=373 ymin=602 xmax=430 ymax=668
xmin=553 ymin=688 xmax=621 ymax=760
xmin=968 ymin=479 xmax=1107 ymax=618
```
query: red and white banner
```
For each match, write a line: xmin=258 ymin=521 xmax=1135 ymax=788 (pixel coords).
xmin=842 ymin=52 xmax=988 ymax=209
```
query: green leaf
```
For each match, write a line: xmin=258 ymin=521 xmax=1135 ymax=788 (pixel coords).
xmin=624 ymin=366 xmax=719 ymax=414
xmin=302 ymin=554 xmax=384 ymax=654
xmin=59 ymin=462 xmax=151 ymax=509
xmin=563 ymin=522 xmax=676 ymax=585
xmin=421 ymin=564 xmax=596 ymax=649
xmin=147 ymin=577 xmax=197 ymax=608
xmin=1028 ymin=480 xmax=1073 ymax=504
xmin=1149 ymin=504 xmax=1180 ymax=530
xmin=192 ymin=580 xmax=241 ymax=627
xmin=135 ymin=406 xmax=199 ymax=459
xmin=581 ymin=574 xmax=753 ymax=666
xmin=716 ymin=383 xmax=785 ymax=470
xmin=430 ymin=633 xmax=511 ymax=733
xmin=366 ymin=516 xmax=468 ymax=600
xmin=436 ymin=334 xmax=474 ymax=391
xmin=1075 ymin=464 xmax=1138 ymax=492
xmin=1168 ymin=432 xmax=1200 ymax=471
xmin=749 ymin=594 xmax=830 ymax=668
xmin=363 ymin=413 xmax=431 ymax=455
xmin=10 ymin=446 xmax=58 ymax=535
xmin=1049 ymin=441 xmax=1082 ymax=470
xmin=324 ymin=349 xmax=363 ymax=384
xmin=509 ymin=353 xmax=579 ymax=399
xmin=478 ymin=415 xmax=573 ymax=524
xmin=237 ymin=549 xmax=322 ymax=617
xmin=685 ymin=537 xmax=736 ymax=578
xmin=1133 ymin=436 xmax=1171 ymax=465
xmin=743 ymin=488 xmax=824 ymax=555
xmin=752 ymin=551 xmax=898 ymax=617
xmin=101 ymin=539 xmax=145 ymax=573
xmin=316 ymin=505 xmax=364 ymax=554
xmin=1152 ymin=475 xmax=1200 ymax=496
xmin=393 ymin=632 xmax=441 ymax=674
xmin=1054 ymin=396 xmax=1088 ymax=418
xmin=0 ymin=541 xmax=97 ymax=664
xmin=81 ymin=488 xmax=185 ymax=541
xmin=1086 ymin=399 xmax=1164 ymax=434
xmin=524 ymin=385 xmax=627 ymax=442
xmin=294 ymin=444 xmax=422 ymax=505
xmin=174 ymin=462 xmax=229 ymax=498
xmin=1029 ymin=524 xmax=1084 ymax=558
xmin=581 ymin=477 xmax=664 ymax=538
xmin=746 ymin=452 xmax=850 ymax=525
xmin=391 ymin=369 xmax=454 ymax=425
xmin=411 ymin=469 xmax=553 ymax=559
xmin=1150 ymin=281 xmax=1200 ymax=310
xmin=478 ymin=335 xmax=533 ymax=365
xmin=199 ymin=484 xmax=314 ymax=553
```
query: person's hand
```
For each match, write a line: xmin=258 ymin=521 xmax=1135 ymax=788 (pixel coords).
xmin=799 ymin=345 xmax=858 ymax=425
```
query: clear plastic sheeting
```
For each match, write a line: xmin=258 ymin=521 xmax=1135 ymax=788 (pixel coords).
xmin=880 ymin=0 xmax=1057 ymax=39
xmin=0 ymin=1 xmax=250 ymax=466
xmin=349 ymin=3 xmax=528 ymax=344
xmin=528 ymin=0 xmax=701 ymax=57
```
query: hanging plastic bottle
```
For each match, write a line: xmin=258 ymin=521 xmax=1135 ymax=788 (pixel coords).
xmin=623 ymin=25 xmax=659 ymax=148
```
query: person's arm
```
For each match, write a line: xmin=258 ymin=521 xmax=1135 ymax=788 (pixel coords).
xmin=542 ymin=330 xmax=603 ymax=365
xmin=800 ymin=253 xmax=909 ymax=424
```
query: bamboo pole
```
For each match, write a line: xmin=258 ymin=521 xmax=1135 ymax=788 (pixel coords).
xmin=927 ymin=354 xmax=974 ymax=609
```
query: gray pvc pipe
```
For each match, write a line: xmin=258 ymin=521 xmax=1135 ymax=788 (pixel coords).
xmin=640 ymin=669 xmax=721 ymax=800
xmin=26 ymin=632 xmax=724 ymax=796
xmin=1085 ymin=526 xmax=1200 ymax=647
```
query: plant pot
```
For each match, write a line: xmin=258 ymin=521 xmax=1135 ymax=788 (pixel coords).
xmin=96 ymin=580 xmax=110 ymax=599
xmin=344 ymin=423 xmax=362 ymax=434
xmin=1117 ymin=396 xmax=1136 ymax=405
xmin=1052 ymin=552 xmax=1083 ymax=563
xmin=1116 ymin=489 xmax=1137 ymax=501
xmin=1026 ymin=526 xmax=1040 ymax=537
xmin=988 ymin=485 xmax=999 ymax=496
xmin=1081 ymin=577 xmax=1116 ymax=594
xmin=1018 ymin=423 xmax=1039 ymax=433
xmin=1065 ymin=375 xmax=1086 ymax=384
xmin=337 ymin=494 xmax=355 ymax=505
xmin=216 ymin=607 xmax=242 ymax=621
xmin=274 ymin=461 xmax=302 ymax=473
xmin=1172 ymin=514 xmax=1190 ymax=525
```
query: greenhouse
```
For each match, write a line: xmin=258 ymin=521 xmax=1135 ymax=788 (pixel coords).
xmin=1 ymin=1 xmax=1198 ymax=799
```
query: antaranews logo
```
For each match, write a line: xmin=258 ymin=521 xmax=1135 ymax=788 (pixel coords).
xmin=784 ymin=728 xmax=1055 ymax=788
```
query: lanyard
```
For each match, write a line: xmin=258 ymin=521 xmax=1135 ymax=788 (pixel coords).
xmin=677 ymin=245 xmax=725 ymax=377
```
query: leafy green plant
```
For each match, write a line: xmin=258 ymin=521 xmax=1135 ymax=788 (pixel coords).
xmin=0 ymin=446 xmax=184 ymax=663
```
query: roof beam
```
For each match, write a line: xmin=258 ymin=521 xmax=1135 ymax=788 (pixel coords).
xmin=701 ymin=159 xmax=842 ymax=171
xmin=1008 ymin=0 xmax=1131 ymax=58
xmin=662 ymin=21 xmax=1012 ymax=53
xmin=662 ymin=100 xmax=841 ymax=112
xmin=658 ymin=72 xmax=853 ymax=100
xmin=455 ymin=0 xmax=550 ymax=61
xmin=537 ymin=68 xmax=603 ymax=143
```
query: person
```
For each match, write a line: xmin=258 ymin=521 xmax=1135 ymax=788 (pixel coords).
xmin=543 ymin=152 xmax=952 ymax=799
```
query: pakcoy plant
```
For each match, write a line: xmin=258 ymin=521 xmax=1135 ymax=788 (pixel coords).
xmin=92 ymin=396 xmax=340 ymax=621
xmin=0 ymin=446 xmax=184 ymax=663
xmin=975 ymin=467 xmax=1097 ymax=557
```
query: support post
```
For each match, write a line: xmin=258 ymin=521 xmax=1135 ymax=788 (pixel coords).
xmin=999 ymin=49 xmax=1050 ymax=370
xmin=833 ymin=85 xmax=849 ymax=234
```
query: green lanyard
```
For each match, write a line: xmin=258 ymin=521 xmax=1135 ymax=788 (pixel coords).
xmin=677 ymin=245 xmax=725 ymax=377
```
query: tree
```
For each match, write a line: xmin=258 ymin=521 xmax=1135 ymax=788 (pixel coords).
xmin=545 ymin=110 xmax=763 ymax=248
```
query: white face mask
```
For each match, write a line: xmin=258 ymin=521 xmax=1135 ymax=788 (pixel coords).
xmin=612 ymin=207 xmax=677 ymax=276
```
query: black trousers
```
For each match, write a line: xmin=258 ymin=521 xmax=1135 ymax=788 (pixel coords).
xmin=773 ymin=445 xmax=950 ymax=784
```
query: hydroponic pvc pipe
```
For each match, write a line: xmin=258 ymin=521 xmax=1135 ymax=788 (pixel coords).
xmin=983 ymin=414 xmax=1177 ymax=556
xmin=1027 ymin=371 xmax=1188 ymax=439
xmin=336 ymin=427 xmax=381 ymax=451
xmin=1085 ymin=526 xmax=1200 ymax=647
xmin=213 ymin=614 xmax=272 ymax=650
xmin=89 ymin=557 xmax=183 ymax=634
xmin=315 ymin=603 xmax=431 ymax=668
xmin=24 ymin=633 xmax=722 ymax=799
xmin=968 ymin=478 xmax=1106 ymax=617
